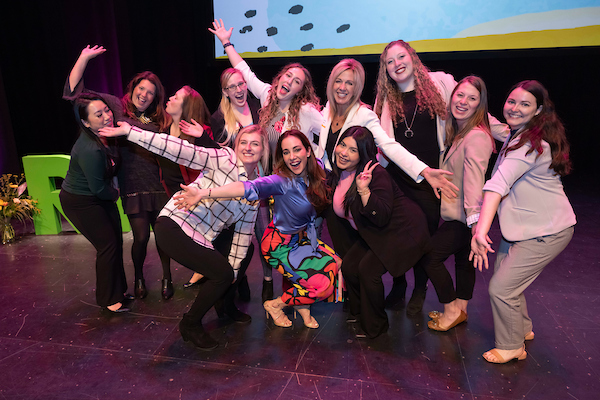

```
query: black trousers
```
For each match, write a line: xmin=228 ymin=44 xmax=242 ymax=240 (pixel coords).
xmin=154 ymin=217 xmax=233 ymax=325
xmin=59 ymin=190 xmax=126 ymax=307
xmin=389 ymin=173 xmax=441 ymax=289
xmin=421 ymin=220 xmax=475 ymax=303
xmin=343 ymin=237 xmax=390 ymax=338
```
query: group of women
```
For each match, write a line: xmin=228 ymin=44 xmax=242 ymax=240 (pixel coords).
xmin=59 ymin=19 xmax=576 ymax=362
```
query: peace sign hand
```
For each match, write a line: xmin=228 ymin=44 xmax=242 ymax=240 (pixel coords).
xmin=356 ymin=160 xmax=379 ymax=192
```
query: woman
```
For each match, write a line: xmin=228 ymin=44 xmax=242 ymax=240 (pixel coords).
xmin=157 ymin=85 xmax=217 ymax=299
xmin=59 ymin=94 xmax=129 ymax=313
xmin=64 ymin=45 xmax=170 ymax=300
xmin=183 ymin=68 xmax=268 ymax=302
xmin=99 ymin=123 xmax=269 ymax=350
xmin=209 ymin=19 xmax=322 ymax=165
xmin=210 ymin=68 xmax=261 ymax=146
xmin=375 ymin=40 xmax=507 ymax=314
xmin=471 ymin=80 xmax=575 ymax=363
xmin=327 ymin=126 xmax=429 ymax=338
xmin=176 ymin=130 xmax=341 ymax=329
xmin=210 ymin=19 xmax=323 ymax=302
xmin=422 ymin=76 xmax=496 ymax=331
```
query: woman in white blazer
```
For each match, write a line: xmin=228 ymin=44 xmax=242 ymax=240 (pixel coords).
xmin=374 ymin=40 xmax=508 ymax=314
xmin=471 ymin=80 xmax=576 ymax=363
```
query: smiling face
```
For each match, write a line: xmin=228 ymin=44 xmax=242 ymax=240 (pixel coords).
xmin=165 ymin=87 xmax=187 ymax=118
xmin=132 ymin=79 xmax=156 ymax=112
xmin=224 ymin=72 xmax=248 ymax=108
xmin=235 ymin=131 xmax=264 ymax=168
xmin=385 ymin=44 xmax=415 ymax=91
xmin=451 ymin=82 xmax=481 ymax=127
xmin=281 ymin=135 xmax=310 ymax=176
xmin=275 ymin=67 xmax=306 ymax=106
xmin=333 ymin=69 xmax=355 ymax=109
xmin=82 ymin=100 xmax=113 ymax=134
xmin=503 ymin=87 xmax=542 ymax=131
xmin=334 ymin=136 xmax=360 ymax=172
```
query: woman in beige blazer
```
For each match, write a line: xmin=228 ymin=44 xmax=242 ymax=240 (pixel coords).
xmin=420 ymin=76 xmax=502 ymax=332
xmin=471 ymin=80 xmax=576 ymax=363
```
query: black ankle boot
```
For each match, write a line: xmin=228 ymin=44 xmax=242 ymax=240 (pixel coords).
xmin=135 ymin=278 xmax=147 ymax=299
xmin=262 ymin=279 xmax=274 ymax=303
xmin=237 ymin=275 xmax=251 ymax=302
xmin=407 ymin=286 xmax=427 ymax=316
xmin=178 ymin=320 xmax=218 ymax=351
xmin=385 ymin=277 xmax=407 ymax=309
xmin=161 ymin=279 xmax=174 ymax=300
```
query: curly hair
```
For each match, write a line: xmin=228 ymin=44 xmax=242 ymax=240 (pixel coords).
xmin=122 ymin=71 xmax=169 ymax=131
xmin=445 ymin=76 xmax=493 ymax=149
xmin=258 ymin=63 xmax=321 ymax=130
xmin=502 ymin=80 xmax=572 ymax=176
xmin=273 ymin=130 xmax=330 ymax=213
xmin=374 ymin=40 xmax=447 ymax=126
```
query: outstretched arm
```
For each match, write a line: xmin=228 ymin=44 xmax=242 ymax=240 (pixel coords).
xmin=68 ymin=45 xmax=106 ymax=93
xmin=173 ymin=182 xmax=246 ymax=211
xmin=209 ymin=19 xmax=243 ymax=68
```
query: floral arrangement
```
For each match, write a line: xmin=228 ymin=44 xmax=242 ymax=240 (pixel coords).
xmin=0 ymin=173 xmax=41 ymax=244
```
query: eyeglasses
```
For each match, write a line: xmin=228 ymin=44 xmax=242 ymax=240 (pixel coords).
xmin=225 ymin=82 xmax=246 ymax=92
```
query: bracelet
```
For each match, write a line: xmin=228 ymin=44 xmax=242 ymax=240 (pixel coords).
xmin=208 ymin=189 xmax=212 ymax=198
xmin=357 ymin=188 xmax=370 ymax=196
xmin=223 ymin=42 xmax=234 ymax=49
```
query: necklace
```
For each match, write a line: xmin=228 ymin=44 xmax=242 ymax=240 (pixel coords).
xmin=333 ymin=114 xmax=345 ymax=129
xmin=403 ymin=105 xmax=418 ymax=138
xmin=138 ymin=113 xmax=152 ymax=124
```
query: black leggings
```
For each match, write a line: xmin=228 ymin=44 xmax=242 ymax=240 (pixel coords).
xmin=127 ymin=210 xmax=171 ymax=280
xmin=154 ymin=217 xmax=233 ymax=325
xmin=60 ymin=190 xmax=127 ymax=307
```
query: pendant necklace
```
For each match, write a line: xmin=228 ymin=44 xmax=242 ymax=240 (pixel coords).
xmin=403 ymin=105 xmax=418 ymax=138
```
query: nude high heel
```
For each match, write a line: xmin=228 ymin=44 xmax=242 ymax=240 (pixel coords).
xmin=294 ymin=305 xmax=319 ymax=329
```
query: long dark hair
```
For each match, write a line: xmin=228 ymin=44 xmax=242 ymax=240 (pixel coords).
xmin=503 ymin=80 xmax=571 ymax=176
xmin=73 ymin=93 xmax=121 ymax=178
xmin=273 ymin=130 xmax=330 ymax=212
xmin=122 ymin=71 xmax=169 ymax=130
xmin=330 ymin=126 xmax=377 ymax=217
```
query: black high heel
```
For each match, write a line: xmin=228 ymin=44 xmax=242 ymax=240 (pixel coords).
xmin=178 ymin=320 xmax=218 ymax=351
xmin=183 ymin=277 xmax=207 ymax=289
xmin=214 ymin=299 xmax=251 ymax=323
xmin=161 ymin=279 xmax=174 ymax=300
xmin=134 ymin=278 xmax=147 ymax=299
xmin=407 ymin=286 xmax=427 ymax=316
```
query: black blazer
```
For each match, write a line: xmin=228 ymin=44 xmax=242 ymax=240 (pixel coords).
xmin=328 ymin=166 xmax=430 ymax=276
xmin=210 ymin=95 xmax=261 ymax=144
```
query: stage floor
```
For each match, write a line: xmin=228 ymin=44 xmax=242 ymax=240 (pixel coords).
xmin=1 ymin=184 xmax=599 ymax=399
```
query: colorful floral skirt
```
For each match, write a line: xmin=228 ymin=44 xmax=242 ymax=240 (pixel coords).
xmin=261 ymin=222 xmax=341 ymax=305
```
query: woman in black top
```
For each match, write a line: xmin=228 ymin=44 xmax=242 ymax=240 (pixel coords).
xmin=59 ymin=93 xmax=129 ymax=313
xmin=64 ymin=45 xmax=170 ymax=300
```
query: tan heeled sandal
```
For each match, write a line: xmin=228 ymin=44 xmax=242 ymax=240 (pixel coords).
xmin=294 ymin=305 xmax=319 ymax=329
xmin=263 ymin=300 xmax=292 ymax=328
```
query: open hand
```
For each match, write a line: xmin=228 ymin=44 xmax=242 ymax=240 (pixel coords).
xmin=80 ymin=45 xmax=106 ymax=61
xmin=421 ymin=167 xmax=459 ymax=199
xmin=208 ymin=19 xmax=233 ymax=44
xmin=98 ymin=121 xmax=131 ymax=138
xmin=179 ymin=119 xmax=204 ymax=138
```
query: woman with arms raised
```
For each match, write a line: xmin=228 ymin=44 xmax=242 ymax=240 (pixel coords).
xmin=99 ymin=123 xmax=269 ymax=350
xmin=60 ymin=94 xmax=129 ymax=314
xmin=471 ymin=80 xmax=575 ymax=363
xmin=176 ymin=130 xmax=341 ymax=329
xmin=65 ymin=45 xmax=170 ymax=300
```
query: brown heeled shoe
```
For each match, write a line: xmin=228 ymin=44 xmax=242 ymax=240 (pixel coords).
xmin=264 ymin=300 xmax=292 ymax=328
xmin=427 ymin=310 xmax=467 ymax=331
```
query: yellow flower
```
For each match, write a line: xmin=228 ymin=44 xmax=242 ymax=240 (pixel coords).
xmin=9 ymin=184 xmax=18 ymax=189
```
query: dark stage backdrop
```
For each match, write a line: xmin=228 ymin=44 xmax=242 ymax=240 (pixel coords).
xmin=0 ymin=0 xmax=597 ymax=190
